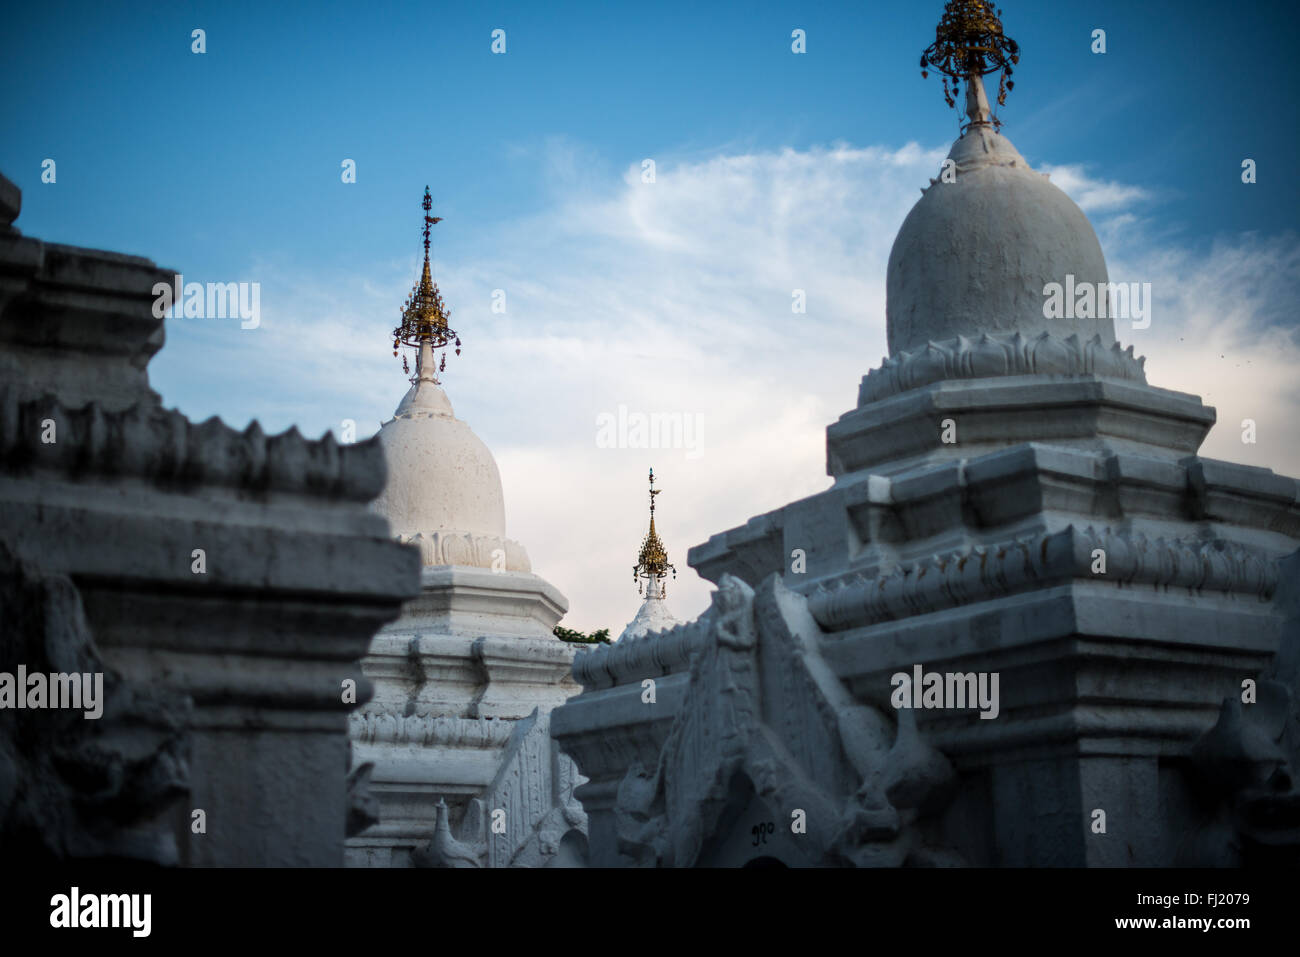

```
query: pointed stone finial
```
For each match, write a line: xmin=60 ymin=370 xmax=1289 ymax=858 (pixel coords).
xmin=964 ymin=72 xmax=992 ymax=127
xmin=416 ymin=339 xmax=436 ymax=382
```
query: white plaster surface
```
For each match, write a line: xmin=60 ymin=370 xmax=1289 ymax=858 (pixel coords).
xmin=618 ymin=577 xmax=680 ymax=642
xmin=886 ymin=125 xmax=1112 ymax=356
xmin=371 ymin=347 xmax=508 ymax=545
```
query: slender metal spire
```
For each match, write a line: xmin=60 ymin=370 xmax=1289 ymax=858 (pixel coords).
xmin=633 ymin=467 xmax=676 ymax=598
xmin=391 ymin=186 xmax=461 ymax=379
xmin=919 ymin=1 xmax=1020 ymax=130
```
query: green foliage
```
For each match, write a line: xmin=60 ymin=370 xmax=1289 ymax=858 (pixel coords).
xmin=553 ymin=625 xmax=611 ymax=644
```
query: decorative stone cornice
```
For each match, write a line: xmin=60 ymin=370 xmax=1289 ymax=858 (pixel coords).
xmin=392 ymin=566 xmax=569 ymax=640
xmin=808 ymin=525 xmax=1278 ymax=633
xmin=858 ymin=331 xmax=1146 ymax=406
xmin=349 ymin=712 xmax=516 ymax=748
xmin=586 ymin=523 xmax=1282 ymax=692
xmin=572 ymin=612 xmax=709 ymax=691
xmin=0 ymin=387 xmax=386 ymax=502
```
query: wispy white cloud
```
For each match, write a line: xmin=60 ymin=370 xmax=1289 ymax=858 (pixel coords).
xmin=1039 ymin=163 xmax=1153 ymax=213
xmin=1108 ymin=233 xmax=1300 ymax=475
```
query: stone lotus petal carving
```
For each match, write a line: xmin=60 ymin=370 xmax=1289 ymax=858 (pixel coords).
xmin=0 ymin=387 xmax=386 ymax=501
xmin=443 ymin=533 xmax=473 ymax=567
xmin=809 ymin=526 xmax=1279 ymax=633
xmin=504 ymin=540 xmax=530 ymax=571
xmin=858 ymin=331 xmax=1147 ymax=405
xmin=0 ymin=542 xmax=191 ymax=863
xmin=395 ymin=530 xmax=532 ymax=572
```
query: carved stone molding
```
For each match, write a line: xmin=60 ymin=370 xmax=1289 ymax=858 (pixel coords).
xmin=0 ymin=387 xmax=386 ymax=503
xmin=572 ymin=612 xmax=708 ymax=691
xmin=349 ymin=712 xmax=516 ymax=748
xmin=858 ymin=331 xmax=1147 ymax=405
xmin=809 ymin=525 xmax=1278 ymax=633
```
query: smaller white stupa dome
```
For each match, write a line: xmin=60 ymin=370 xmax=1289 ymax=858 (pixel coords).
xmin=375 ymin=344 xmax=531 ymax=572
xmin=373 ymin=341 xmax=506 ymax=541
xmin=886 ymin=73 xmax=1112 ymax=356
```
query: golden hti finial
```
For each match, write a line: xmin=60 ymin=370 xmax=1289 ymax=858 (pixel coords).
xmin=392 ymin=186 xmax=461 ymax=378
xmin=920 ymin=1 xmax=1019 ymax=130
xmin=633 ymin=467 xmax=676 ymax=598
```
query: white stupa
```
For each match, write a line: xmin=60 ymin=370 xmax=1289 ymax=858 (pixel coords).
xmin=619 ymin=468 xmax=680 ymax=642
xmin=347 ymin=188 xmax=586 ymax=868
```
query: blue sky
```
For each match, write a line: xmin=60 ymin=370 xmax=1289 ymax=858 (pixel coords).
xmin=5 ymin=0 xmax=1297 ymax=264
xmin=3 ymin=0 xmax=1298 ymax=630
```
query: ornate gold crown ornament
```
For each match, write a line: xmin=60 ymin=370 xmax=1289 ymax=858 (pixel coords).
xmin=920 ymin=0 xmax=1019 ymax=126
xmin=634 ymin=468 xmax=676 ymax=598
xmin=392 ymin=186 xmax=461 ymax=378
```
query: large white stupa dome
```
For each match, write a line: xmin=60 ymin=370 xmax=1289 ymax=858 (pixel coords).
xmin=886 ymin=111 xmax=1112 ymax=356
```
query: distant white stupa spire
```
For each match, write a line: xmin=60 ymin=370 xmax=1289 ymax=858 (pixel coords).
xmin=619 ymin=468 xmax=680 ymax=642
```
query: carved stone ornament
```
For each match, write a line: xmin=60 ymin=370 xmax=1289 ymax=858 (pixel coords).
xmin=611 ymin=574 xmax=961 ymax=867
xmin=858 ymin=331 xmax=1147 ymax=406
xmin=0 ymin=542 xmax=191 ymax=863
